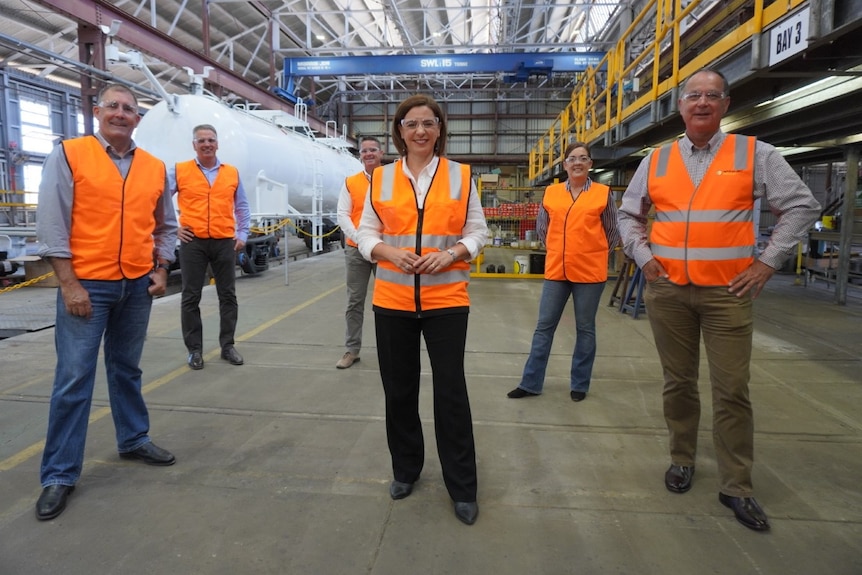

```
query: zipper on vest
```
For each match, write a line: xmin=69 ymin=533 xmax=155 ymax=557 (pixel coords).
xmin=415 ymin=207 xmax=425 ymax=314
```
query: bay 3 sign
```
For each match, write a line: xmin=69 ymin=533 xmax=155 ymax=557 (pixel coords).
xmin=768 ymin=7 xmax=810 ymax=67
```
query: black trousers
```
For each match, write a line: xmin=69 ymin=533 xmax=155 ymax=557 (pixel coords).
xmin=179 ymin=237 xmax=238 ymax=353
xmin=374 ymin=311 xmax=477 ymax=502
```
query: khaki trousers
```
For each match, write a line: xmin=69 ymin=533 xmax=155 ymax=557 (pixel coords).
xmin=644 ymin=279 xmax=755 ymax=497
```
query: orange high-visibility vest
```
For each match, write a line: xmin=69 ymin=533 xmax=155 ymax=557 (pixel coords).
xmin=175 ymin=160 xmax=240 ymax=239
xmin=370 ymin=158 xmax=472 ymax=314
xmin=648 ymin=134 xmax=756 ymax=286
xmin=63 ymin=136 xmax=166 ymax=280
xmin=344 ymin=171 xmax=369 ymax=247
xmin=542 ymin=181 xmax=611 ymax=283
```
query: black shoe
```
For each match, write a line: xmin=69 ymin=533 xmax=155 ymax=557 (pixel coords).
xmin=719 ymin=493 xmax=770 ymax=531
xmin=120 ymin=442 xmax=176 ymax=466
xmin=221 ymin=346 xmax=244 ymax=365
xmin=35 ymin=485 xmax=75 ymax=521
xmin=389 ymin=480 xmax=414 ymax=500
xmin=664 ymin=464 xmax=695 ymax=493
xmin=570 ymin=391 xmax=587 ymax=402
xmin=188 ymin=351 xmax=204 ymax=370
xmin=454 ymin=501 xmax=479 ymax=525
xmin=507 ymin=388 xmax=539 ymax=399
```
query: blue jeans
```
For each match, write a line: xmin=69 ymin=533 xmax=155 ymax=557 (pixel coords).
xmin=518 ymin=279 xmax=606 ymax=394
xmin=41 ymin=275 xmax=154 ymax=487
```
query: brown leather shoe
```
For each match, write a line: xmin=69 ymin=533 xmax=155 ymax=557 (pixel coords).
xmin=719 ymin=493 xmax=770 ymax=531
xmin=336 ymin=351 xmax=359 ymax=369
xmin=665 ymin=464 xmax=695 ymax=493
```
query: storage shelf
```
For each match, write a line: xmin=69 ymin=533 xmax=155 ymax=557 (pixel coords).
xmin=485 ymin=244 xmax=545 ymax=250
xmin=473 ymin=246 xmax=546 ymax=277
xmin=471 ymin=272 xmax=544 ymax=279
xmin=485 ymin=216 xmax=537 ymax=220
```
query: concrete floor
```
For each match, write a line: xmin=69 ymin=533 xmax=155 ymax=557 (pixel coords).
xmin=0 ymin=250 xmax=860 ymax=575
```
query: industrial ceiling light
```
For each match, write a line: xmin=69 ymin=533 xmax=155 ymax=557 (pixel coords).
xmin=99 ymin=19 xmax=122 ymax=38
xmin=755 ymin=76 xmax=835 ymax=108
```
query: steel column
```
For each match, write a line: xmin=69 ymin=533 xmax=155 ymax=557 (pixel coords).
xmin=77 ymin=23 xmax=105 ymax=135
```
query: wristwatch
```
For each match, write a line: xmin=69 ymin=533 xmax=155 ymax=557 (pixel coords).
xmin=446 ymin=248 xmax=457 ymax=261
xmin=154 ymin=262 xmax=171 ymax=272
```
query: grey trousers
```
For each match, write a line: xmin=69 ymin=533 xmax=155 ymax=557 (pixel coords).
xmin=343 ymin=245 xmax=375 ymax=354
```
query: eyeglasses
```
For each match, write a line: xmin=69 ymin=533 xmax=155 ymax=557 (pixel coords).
xmin=195 ymin=138 xmax=217 ymax=144
xmin=681 ymin=91 xmax=726 ymax=102
xmin=99 ymin=100 xmax=138 ymax=115
xmin=563 ymin=155 xmax=591 ymax=165
xmin=360 ymin=147 xmax=380 ymax=154
xmin=400 ymin=118 xmax=440 ymax=130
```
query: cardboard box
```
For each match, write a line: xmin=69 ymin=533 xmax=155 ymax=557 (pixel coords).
xmin=15 ymin=256 xmax=59 ymax=287
xmin=805 ymin=256 xmax=838 ymax=270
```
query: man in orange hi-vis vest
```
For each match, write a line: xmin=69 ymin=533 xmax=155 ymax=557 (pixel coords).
xmin=35 ymin=84 xmax=179 ymax=521
xmin=618 ymin=68 xmax=820 ymax=532
xmin=172 ymin=124 xmax=251 ymax=371
xmin=335 ymin=136 xmax=383 ymax=369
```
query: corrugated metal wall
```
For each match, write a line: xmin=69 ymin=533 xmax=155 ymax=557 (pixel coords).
xmin=344 ymin=97 xmax=566 ymax=161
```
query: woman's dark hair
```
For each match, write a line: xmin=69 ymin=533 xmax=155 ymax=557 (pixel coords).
xmin=391 ymin=94 xmax=447 ymax=157
xmin=563 ymin=141 xmax=590 ymax=158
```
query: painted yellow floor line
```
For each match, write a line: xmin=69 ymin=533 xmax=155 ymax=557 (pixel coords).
xmin=0 ymin=283 xmax=344 ymax=472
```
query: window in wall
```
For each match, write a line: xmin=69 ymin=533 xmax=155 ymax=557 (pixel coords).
xmin=22 ymin=163 xmax=43 ymax=203
xmin=20 ymin=99 xmax=56 ymax=155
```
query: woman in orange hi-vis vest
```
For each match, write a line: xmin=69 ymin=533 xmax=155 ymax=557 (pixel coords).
xmin=355 ymin=95 xmax=488 ymax=526
xmin=507 ymin=142 xmax=620 ymax=403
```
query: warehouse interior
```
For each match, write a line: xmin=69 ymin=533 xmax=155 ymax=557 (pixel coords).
xmin=0 ymin=1 xmax=861 ymax=573
xmin=1 ymin=0 xmax=862 ymax=296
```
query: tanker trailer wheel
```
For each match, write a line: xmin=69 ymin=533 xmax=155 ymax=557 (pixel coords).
xmin=299 ymin=220 xmax=313 ymax=250
xmin=239 ymin=235 xmax=275 ymax=274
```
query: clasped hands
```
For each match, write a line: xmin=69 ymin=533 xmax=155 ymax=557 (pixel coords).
xmin=393 ymin=249 xmax=454 ymax=275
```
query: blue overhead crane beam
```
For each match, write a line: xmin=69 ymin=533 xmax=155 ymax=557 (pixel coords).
xmin=283 ymin=52 xmax=605 ymax=83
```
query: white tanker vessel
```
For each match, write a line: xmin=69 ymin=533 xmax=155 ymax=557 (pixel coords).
xmin=135 ymin=94 xmax=361 ymax=269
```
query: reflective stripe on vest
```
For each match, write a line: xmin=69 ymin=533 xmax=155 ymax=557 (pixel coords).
xmin=648 ymin=134 xmax=756 ymax=286
xmin=175 ymin=160 xmax=239 ymax=239
xmin=370 ymin=158 xmax=471 ymax=313
xmin=63 ymin=136 xmax=166 ymax=280
xmin=378 ymin=161 xmax=463 ymax=202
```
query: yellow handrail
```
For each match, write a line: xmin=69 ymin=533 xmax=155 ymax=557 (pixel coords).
xmin=529 ymin=0 xmax=808 ymax=181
